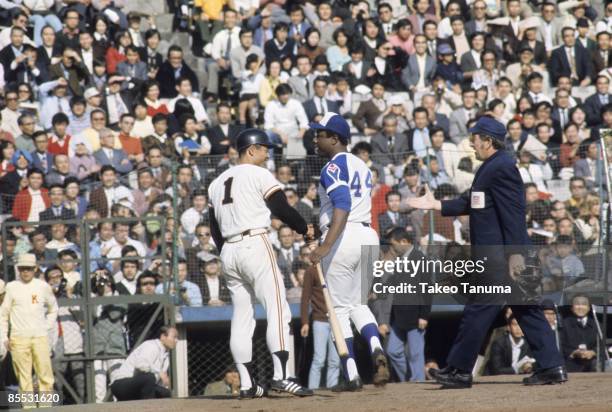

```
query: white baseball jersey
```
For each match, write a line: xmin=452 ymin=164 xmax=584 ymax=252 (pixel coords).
xmin=318 ymin=152 xmax=373 ymax=229
xmin=208 ymin=164 xmax=281 ymax=238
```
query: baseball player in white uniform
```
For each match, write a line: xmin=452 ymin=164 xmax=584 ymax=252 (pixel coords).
xmin=309 ymin=113 xmax=390 ymax=390
xmin=208 ymin=129 xmax=315 ymax=398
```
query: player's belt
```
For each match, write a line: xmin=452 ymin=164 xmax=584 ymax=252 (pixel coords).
xmin=225 ymin=228 xmax=268 ymax=243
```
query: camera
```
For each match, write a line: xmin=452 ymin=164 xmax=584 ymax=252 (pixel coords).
xmin=53 ymin=278 xmax=68 ymax=298
xmin=91 ymin=272 xmax=113 ymax=296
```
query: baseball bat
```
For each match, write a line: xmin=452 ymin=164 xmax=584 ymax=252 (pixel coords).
xmin=315 ymin=263 xmax=349 ymax=358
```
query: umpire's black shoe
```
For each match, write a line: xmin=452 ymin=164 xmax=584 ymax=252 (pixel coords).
xmin=271 ymin=379 xmax=313 ymax=396
xmin=372 ymin=348 xmax=390 ymax=386
xmin=239 ymin=384 xmax=267 ymax=399
xmin=331 ymin=377 xmax=363 ymax=392
xmin=435 ymin=368 xmax=473 ymax=389
xmin=523 ymin=366 xmax=568 ymax=385
xmin=429 ymin=366 xmax=452 ymax=380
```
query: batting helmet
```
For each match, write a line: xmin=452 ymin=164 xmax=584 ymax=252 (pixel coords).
xmin=235 ymin=128 xmax=273 ymax=152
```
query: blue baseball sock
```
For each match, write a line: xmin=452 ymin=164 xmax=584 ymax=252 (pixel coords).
xmin=340 ymin=337 xmax=359 ymax=381
xmin=360 ymin=323 xmax=383 ymax=354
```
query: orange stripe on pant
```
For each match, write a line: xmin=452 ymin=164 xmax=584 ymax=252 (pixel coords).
xmin=260 ymin=234 xmax=285 ymax=350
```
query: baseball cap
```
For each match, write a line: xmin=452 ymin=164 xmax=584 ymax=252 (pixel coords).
xmin=437 ymin=43 xmax=454 ymax=55
xmin=468 ymin=116 xmax=506 ymax=141
xmin=309 ymin=112 xmax=351 ymax=144
xmin=84 ymin=87 xmax=101 ymax=99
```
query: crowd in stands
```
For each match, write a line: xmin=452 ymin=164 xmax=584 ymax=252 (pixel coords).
xmin=0 ymin=0 xmax=610 ymax=404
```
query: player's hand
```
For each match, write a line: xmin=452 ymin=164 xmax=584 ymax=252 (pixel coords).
xmin=309 ymin=243 xmax=331 ymax=264
xmin=405 ymin=185 xmax=441 ymax=211
xmin=300 ymin=324 xmax=309 ymax=337
xmin=508 ymin=254 xmax=526 ymax=281
xmin=378 ymin=324 xmax=390 ymax=336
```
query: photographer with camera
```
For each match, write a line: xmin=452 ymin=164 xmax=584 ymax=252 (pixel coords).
xmin=155 ymin=258 xmax=202 ymax=306
xmin=45 ymin=265 xmax=85 ymax=403
xmin=90 ymin=268 xmax=128 ymax=403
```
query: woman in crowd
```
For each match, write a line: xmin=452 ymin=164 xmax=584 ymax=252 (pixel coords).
xmin=326 ymin=28 xmax=351 ymax=72
xmin=298 ymin=27 xmax=325 ymax=62
xmin=106 ymin=30 xmax=132 ymax=74
xmin=142 ymin=80 xmax=169 ymax=117
xmin=259 ymin=59 xmax=285 ymax=108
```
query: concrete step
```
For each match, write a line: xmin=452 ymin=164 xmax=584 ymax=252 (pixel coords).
xmin=124 ymin=0 xmax=167 ymax=15
xmin=155 ymin=13 xmax=175 ymax=34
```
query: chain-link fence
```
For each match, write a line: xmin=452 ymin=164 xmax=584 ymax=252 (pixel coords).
xmin=1 ymin=134 xmax=612 ymax=403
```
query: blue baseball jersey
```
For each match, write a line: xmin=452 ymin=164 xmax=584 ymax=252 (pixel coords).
xmin=318 ymin=152 xmax=373 ymax=229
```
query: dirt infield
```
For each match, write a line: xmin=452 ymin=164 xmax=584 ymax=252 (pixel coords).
xmin=55 ymin=373 xmax=612 ymax=412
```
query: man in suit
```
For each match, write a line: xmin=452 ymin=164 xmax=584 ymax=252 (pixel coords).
xmin=207 ymin=8 xmax=241 ymax=99
xmin=575 ymin=18 xmax=597 ymax=53
xmin=460 ymin=32 xmax=485 ymax=82
xmin=449 ymin=88 xmax=477 ymax=144
xmin=500 ymin=0 xmax=523 ymax=64
xmin=352 ymin=81 xmax=387 ymax=136
xmin=116 ymin=45 xmax=148 ymax=91
xmin=102 ymin=76 xmax=133 ymax=127
xmin=401 ymin=34 xmax=436 ymax=92
xmin=574 ymin=139 xmax=603 ymax=189
xmin=288 ymin=54 xmax=314 ymax=103
xmin=408 ymin=116 xmax=567 ymax=388
xmin=275 ymin=225 xmax=300 ymax=289
xmin=537 ymin=2 xmax=563 ymax=56
xmin=560 ymin=295 xmax=598 ymax=373
xmin=303 ymin=76 xmax=340 ymax=123
xmin=48 ymin=47 xmax=89 ymax=97
xmin=144 ymin=145 xmax=171 ymax=190
xmin=131 ymin=167 xmax=162 ymax=217
xmin=93 ymin=128 xmax=133 ymax=175
xmin=371 ymin=113 xmax=410 ymax=169
xmin=12 ymin=44 xmax=47 ymax=86
xmin=549 ymin=27 xmax=593 ymax=87
xmin=465 ymin=0 xmax=487 ymax=36
xmin=376 ymin=227 xmax=431 ymax=381
xmin=342 ymin=43 xmax=372 ymax=88
xmin=592 ymin=31 xmax=611 ymax=77
xmin=37 ymin=25 xmax=62 ymax=69
xmin=422 ymin=94 xmax=450 ymax=135
xmin=39 ymin=183 xmax=76 ymax=237
xmin=408 ymin=0 xmax=438 ymax=35
xmin=551 ymin=89 xmax=573 ymax=130
xmin=89 ymin=165 xmax=133 ymax=218
xmin=30 ymin=131 xmax=54 ymax=174
xmin=0 ymin=26 xmax=27 ymax=84
xmin=377 ymin=192 xmax=411 ymax=235
xmin=155 ymin=45 xmax=199 ymax=99
xmin=76 ymin=31 xmax=102 ymax=77
xmin=206 ymin=103 xmax=243 ymax=155
xmin=139 ymin=29 xmax=163 ymax=73
xmin=583 ymin=76 xmax=612 ymax=126
xmin=45 ymin=154 xmax=74 ymax=187
xmin=487 ymin=316 xmax=535 ymax=375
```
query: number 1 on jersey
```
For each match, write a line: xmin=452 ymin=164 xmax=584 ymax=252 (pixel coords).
xmin=222 ymin=177 xmax=234 ymax=204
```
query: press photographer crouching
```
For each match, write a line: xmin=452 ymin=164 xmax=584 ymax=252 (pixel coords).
xmin=110 ymin=326 xmax=177 ymax=401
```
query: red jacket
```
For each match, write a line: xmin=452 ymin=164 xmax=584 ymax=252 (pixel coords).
xmin=106 ymin=47 xmax=126 ymax=75
xmin=12 ymin=188 xmax=50 ymax=221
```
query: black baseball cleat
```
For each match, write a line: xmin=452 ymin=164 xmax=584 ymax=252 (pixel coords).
xmin=435 ymin=367 xmax=473 ymax=389
xmin=372 ymin=348 xmax=390 ymax=386
xmin=331 ymin=377 xmax=363 ymax=392
xmin=270 ymin=379 xmax=313 ymax=396
xmin=239 ymin=383 xmax=267 ymax=399
xmin=523 ymin=366 xmax=568 ymax=385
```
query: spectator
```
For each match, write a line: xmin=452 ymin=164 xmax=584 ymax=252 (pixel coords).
xmin=12 ymin=167 xmax=50 ymax=222
xmin=206 ymin=103 xmax=244 ymax=155
xmin=114 ymin=257 xmax=141 ymax=296
xmin=448 ymin=88 xmax=477 ymax=144
xmin=548 ymin=27 xmax=592 ymax=87
xmin=276 ymin=225 xmax=299 ymax=289
xmin=15 ymin=114 xmax=36 ymax=153
xmin=487 ymin=315 xmax=535 ymax=375
xmin=378 ymin=227 xmax=431 ymax=381
xmin=542 ymin=234 xmax=585 ymax=290
xmin=0 ymin=253 xmax=57 ymax=407
xmin=89 ymin=165 xmax=133 ymax=217
xmin=371 ymin=114 xmax=410 ymax=173
xmin=197 ymin=254 xmax=231 ymax=306
xmin=127 ymin=272 xmax=164 ymax=348
xmin=207 ymin=8 xmax=241 ymax=100
xmin=264 ymin=83 xmax=308 ymax=158
xmin=110 ymin=326 xmax=177 ymax=401
xmin=168 ymin=77 xmax=211 ymax=127
xmin=561 ymin=295 xmax=598 ymax=372
xmin=300 ymin=264 xmax=340 ymax=389
xmin=156 ymin=45 xmax=199 ymax=99
xmin=378 ymin=191 xmax=411 ymax=235
xmin=204 ymin=365 xmax=240 ymax=397
xmin=353 ymin=80 xmax=387 ymax=136
xmin=155 ymin=259 xmax=202 ymax=307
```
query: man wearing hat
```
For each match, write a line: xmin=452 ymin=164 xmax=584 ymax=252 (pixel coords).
xmin=0 ymin=254 xmax=57 ymax=406
xmin=309 ymin=112 xmax=390 ymax=390
xmin=408 ymin=116 xmax=567 ymax=388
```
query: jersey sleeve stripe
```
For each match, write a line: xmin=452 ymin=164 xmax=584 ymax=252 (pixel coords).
xmin=325 ymin=180 xmax=349 ymax=194
xmin=263 ymin=185 xmax=282 ymax=200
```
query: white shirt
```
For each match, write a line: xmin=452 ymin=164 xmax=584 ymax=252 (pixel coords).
xmin=211 ymin=27 xmax=241 ymax=60
xmin=181 ymin=207 xmax=207 ymax=236
xmin=350 ymin=60 xmax=363 ymax=80
xmin=471 ymin=50 xmax=482 ymax=69
xmin=106 ymin=237 xmax=147 ymax=259
xmin=112 ymin=339 xmax=169 ymax=383
xmin=81 ymin=48 xmax=94 ymax=74
xmin=416 ymin=53 xmax=427 ymax=89
xmin=209 ymin=163 xmax=281 ymax=238
xmin=206 ymin=276 xmax=220 ymax=301
xmin=28 ymin=188 xmax=47 ymax=222
xmin=374 ymin=57 xmax=386 ymax=75
xmin=168 ymin=95 xmax=210 ymax=125
xmin=263 ymin=98 xmax=308 ymax=136
xmin=240 ymin=71 xmax=265 ymax=96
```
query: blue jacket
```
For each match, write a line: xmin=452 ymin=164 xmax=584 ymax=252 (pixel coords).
xmin=441 ymin=149 xmax=529 ymax=246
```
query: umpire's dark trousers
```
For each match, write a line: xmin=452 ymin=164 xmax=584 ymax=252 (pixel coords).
xmin=110 ymin=373 xmax=171 ymax=401
xmin=447 ymin=304 xmax=564 ymax=372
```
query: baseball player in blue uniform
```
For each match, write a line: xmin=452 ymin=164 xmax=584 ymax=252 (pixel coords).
xmin=308 ymin=113 xmax=390 ymax=390
xmin=408 ymin=116 xmax=567 ymax=388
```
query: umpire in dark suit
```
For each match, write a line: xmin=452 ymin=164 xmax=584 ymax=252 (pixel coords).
xmin=408 ymin=116 xmax=566 ymax=388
